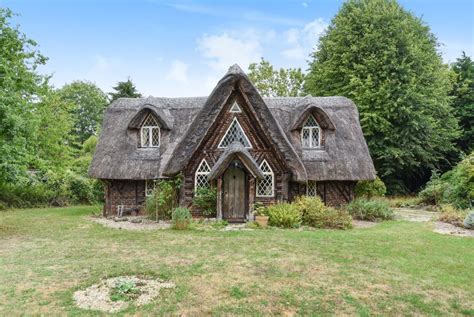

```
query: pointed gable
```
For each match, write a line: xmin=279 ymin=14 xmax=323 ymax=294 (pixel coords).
xmin=162 ymin=64 xmax=307 ymax=181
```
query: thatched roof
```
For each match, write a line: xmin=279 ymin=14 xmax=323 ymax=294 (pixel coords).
xmin=89 ymin=65 xmax=376 ymax=182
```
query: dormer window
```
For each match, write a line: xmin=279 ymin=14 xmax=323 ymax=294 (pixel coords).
xmin=301 ymin=115 xmax=321 ymax=148
xmin=140 ymin=113 xmax=160 ymax=147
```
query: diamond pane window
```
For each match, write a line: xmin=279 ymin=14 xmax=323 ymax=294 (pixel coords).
xmin=140 ymin=113 xmax=160 ymax=147
xmin=195 ymin=159 xmax=211 ymax=192
xmin=256 ymin=160 xmax=274 ymax=197
xmin=145 ymin=180 xmax=157 ymax=196
xmin=301 ymin=115 xmax=321 ymax=148
xmin=229 ymin=102 xmax=242 ymax=113
xmin=218 ymin=117 xmax=251 ymax=148
xmin=307 ymin=181 xmax=317 ymax=196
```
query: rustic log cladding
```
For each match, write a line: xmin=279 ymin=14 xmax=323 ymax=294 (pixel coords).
xmin=90 ymin=64 xmax=376 ymax=219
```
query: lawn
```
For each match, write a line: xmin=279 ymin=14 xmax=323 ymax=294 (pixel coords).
xmin=0 ymin=206 xmax=473 ymax=316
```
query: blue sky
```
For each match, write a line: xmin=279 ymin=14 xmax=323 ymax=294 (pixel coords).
xmin=2 ymin=0 xmax=473 ymax=97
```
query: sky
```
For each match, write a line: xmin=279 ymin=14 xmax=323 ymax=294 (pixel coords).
xmin=2 ymin=0 xmax=473 ymax=97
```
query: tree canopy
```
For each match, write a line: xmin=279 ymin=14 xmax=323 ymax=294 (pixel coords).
xmin=58 ymin=81 xmax=109 ymax=144
xmin=108 ymin=78 xmax=142 ymax=101
xmin=304 ymin=0 xmax=459 ymax=193
xmin=248 ymin=58 xmax=305 ymax=97
xmin=450 ymin=52 xmax=474 ymax=154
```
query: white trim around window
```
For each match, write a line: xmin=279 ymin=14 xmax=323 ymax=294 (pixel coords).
xmin=140 ymin=114 xmax=160 ymax=148
xmin=218 ymin=117 xmax=252 ymax=149
xmin=145 ymin=179 xmax=157 ymax=196
xmin=301 ymin=115 xmax=321 ymax=148
xmin=256 ymin=159 xmax=274 ymax=197
xmin=195 ymin=159 xmax=211 ymax=192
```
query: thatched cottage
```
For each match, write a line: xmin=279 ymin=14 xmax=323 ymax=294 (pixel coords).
xmin=89 ymin=64 xmax=375 ymax=221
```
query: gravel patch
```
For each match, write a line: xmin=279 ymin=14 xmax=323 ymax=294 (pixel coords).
xmin=73 ymin=276 xmax=175 ymax=313
xmin=393 ymin=208 xmax=438 ymax=222
xmin=433 ymin=222 xmax=474 ymax=237
xmin=89 ymin=216 xmax=171 ymax=231
xmin=353 ymin=220 xmax=378 ymax=228
xmin=220 ymin=224 xmax=254 ymax=231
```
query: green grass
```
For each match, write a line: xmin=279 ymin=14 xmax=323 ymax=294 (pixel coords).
xmin=0 ymin=206 xmax=473 ymax=316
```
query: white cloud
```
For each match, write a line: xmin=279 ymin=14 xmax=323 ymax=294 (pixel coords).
xmin=166 ymin=59 xmax=189 ymax=82
xmin=197 ymin=31 xmax=262 ymax=72
xmin=281 ymin=18 xmax=327 ymax=60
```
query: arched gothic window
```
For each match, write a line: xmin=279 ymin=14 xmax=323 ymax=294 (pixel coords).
xmin=301 ymin=115 xmax=321 ymax=148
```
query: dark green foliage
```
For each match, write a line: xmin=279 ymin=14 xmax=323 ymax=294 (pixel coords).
xmin=171 ymin=207 xmax=192 ymax=230
xmin=192 ymin=187 xmax=217 ymax=217
xmin=355 ymin=177 xmax=387 ymax=198
xmin=248 ymin=58 xmax=305 ymax=97
xmin=58 ymin=81 xmax=109 ymax=144
xmin=108 ymin=78 xmax=142 ymax=101
xmin=463 ymin=212 xmax=474 ymax=229
xmin=346 ymin=198 xmax=394 ymax=221
xmin=419 ymin=153 xmax=473 ymax=209
xmin=266 ymin=203 xmax=302 ymax=228
xmin=450 ymin=52 xmax=474 ymax=154
xmin=294 ymin=196 xmax=353 ymax=229
xmin=145 ymin=177 xmax=182 ymax=221
xmin=304 ymin=0 xmax=459 ymax=193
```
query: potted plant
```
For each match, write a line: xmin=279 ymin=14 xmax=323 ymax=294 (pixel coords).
xmin=253 ymin=202 xmax=269 ymax=228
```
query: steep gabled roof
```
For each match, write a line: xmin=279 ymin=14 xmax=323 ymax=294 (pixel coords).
xmin=89 ymin=65 xmax=376 ymax=182
xmin=162 ymin=64 xmax=307 ymax=181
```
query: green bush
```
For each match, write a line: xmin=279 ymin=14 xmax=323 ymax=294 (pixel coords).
xmin=171 ymin=207 xmax=192 ymax=230
xmin=346 ymin=199 xmax=394 ymax=222
xmin=192 ymin=187 xmax=217 ymax=217
xmin=419 ymin=153 xmax=473 ymax=209
xmin=0 ymin=183 xmax=54 ymax=208
xmin=266 ymin=203 xmax=301 ymax=228
xmin=463 ymin=212 xmax=474 ymax=229
xmin=293 ymin=196 xmax=352 ymax=229
xmin=355 ymin=177 xmax=387 ymax=198
xmin=145 ymin=177 xmax=182 ymax=221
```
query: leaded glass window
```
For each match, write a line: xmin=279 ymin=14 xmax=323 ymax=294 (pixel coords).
xmin=145 ymin=180 xmax=157 ymax=196
xmin=195 ymin=159 xmax=211 ymax=192
xmin=229 ymin=102 xmax=242 ymax=113
xmin=140 ymin=114 xmax=160 ymax=147
xmin=218 ymin=117 xmax=251 ymax=148
xmin=307 ymin=181 xmax=317 ymax=196
xmin=256 ymin=160 xmax=274 ymax=197
xmin=301 ymin=115 xmax=321 ymax=148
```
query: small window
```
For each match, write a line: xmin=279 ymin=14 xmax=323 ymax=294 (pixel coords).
xmin=301 ymin=115 xmax=321 ymax=148
xmin=141 ymin=114 xmax=160 ymax=147
xmin=195 ymin=159 xmax=211 ymax=192
xmin=218 ymin=117 xmax=251 ymax=148
xmin=307 ymin=181 xmax=317 ymax=197
xmin=145 ymin=180 xmax=157 ymax=196
xmin=229 ymin=102 xmax=242 ymax=113
xmin=256 ymin=160 xmax=274 ymax=197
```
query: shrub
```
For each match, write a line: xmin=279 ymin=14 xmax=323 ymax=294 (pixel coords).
xmin=110 ymin=279 xmax=140 ymax=302
xmin=346 ymin=199 xmax=394 ymax=221
xmin=171 ymin=207 xmax=192 ymax=230
xmin=192 ymin=187 xmax=217 ymax=217
xmin=145 ymin=176 xmax=182 ymax=221
xmin=266 ymin=203 xmax=301 ymax=228
xmin=463 ymin=212 xmax=474 ymax=229
xmin=438 ymin=205 xmax=467 ymax=227
xmin=293 ymin=196 xmax=352 ymax=229
xmin=355 ymin=177 xmax=387 ymax=198
xmin=419 ymin=153 xmax=473 ymax=209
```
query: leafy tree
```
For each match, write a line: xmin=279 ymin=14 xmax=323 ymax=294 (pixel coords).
xmin=248 ymin=58 xmax=305 ymax=97
xmin=0 ymin=8 xmax=48 ymax=183
xmin=58 ymin=81 xmax=108 ymax=144
xmin=108 ymin=78 xmax=142 ymax=101
xmin=304 ymin=0 xmax=460 ymax=193
xmin=450 ymin=52 xmax=474 ymax=154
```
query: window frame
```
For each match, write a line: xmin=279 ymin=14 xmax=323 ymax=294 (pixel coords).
xmin=194 ymin=159 xmax=211 ymax=193
xmin=145 ymin=179 xmax=157 ymax=197
xmin=256 ymin=159 xmax=274 ymax=198
xmin=140 ymin=113 xmax=161 ymax=148
xmin=301 ymin=115 xmax=321 ymax=149
xmin=218 ymin=117 xmax=252 ymax=149
xmin=306 ymin=181 xmax=317 ymax=197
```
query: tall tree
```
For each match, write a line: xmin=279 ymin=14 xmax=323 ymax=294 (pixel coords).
xmin=108 ymin=78 xmax=142 ymax=101
xmin=58 ymin=81 xmax=109 ymax=144
xmin=0 ymin=8 xmax=48 ymax=183
xmin=304 ymin=0 xmax=459 ymax=193
xmin=450 ymin=52 xmax=474 ymax=154
xmin=248 ymin=58 xmax=305 ymax=97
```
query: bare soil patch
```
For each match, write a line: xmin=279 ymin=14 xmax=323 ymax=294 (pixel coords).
xmin=433 ymin=221 xmax=474 ymax=237
xmin=353 ymin=220 xmax=378 ymax=228
xmin=89 ymin=216 xmax=171 ymax=231
xmin=394 ymin=208 xmax=438 ymax=222
xmin=73 ymin=276 xmax=175 ymax=313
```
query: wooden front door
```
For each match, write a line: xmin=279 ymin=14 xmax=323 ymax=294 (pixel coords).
xmin=223 ymin=165 xmax=247 ymax=221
